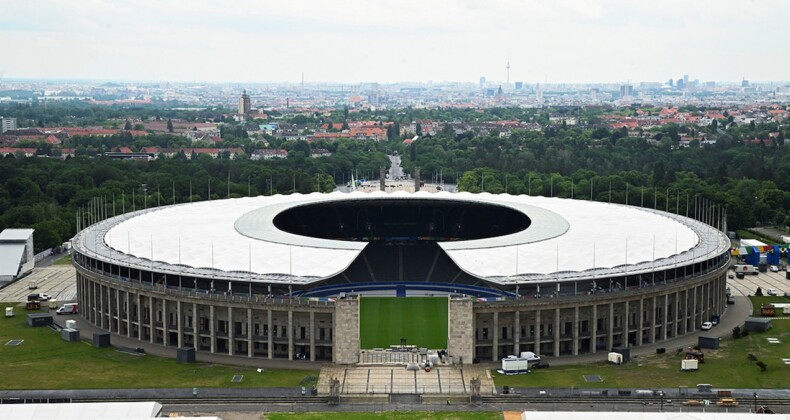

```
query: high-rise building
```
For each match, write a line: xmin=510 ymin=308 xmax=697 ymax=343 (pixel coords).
xmin=238 ymin=90 xmax=251 ymax=115
xmin=620 ymin=84 xmax=634 ymax=99
xmin=514 ymin=81 xmax=523 ymax=90
xmin=479 ymin=77 xmax=486 ymax=88
xmin=741 ymin=78 xmax=750 ymax=88
xmin=0 ymin=117 xmax=17 ymax=133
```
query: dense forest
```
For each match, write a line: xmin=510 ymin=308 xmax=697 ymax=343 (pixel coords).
xmin=1 ymin=104 xmax=789 ymax=252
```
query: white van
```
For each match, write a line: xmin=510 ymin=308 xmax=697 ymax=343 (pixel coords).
xmin=56 ymin=303 xmax=78 ymax=315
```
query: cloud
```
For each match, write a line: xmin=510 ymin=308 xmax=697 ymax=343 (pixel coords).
xmin=1 ymin=0 xmax=788 ymax=83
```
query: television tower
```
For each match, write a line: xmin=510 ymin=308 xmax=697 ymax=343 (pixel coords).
xmin=506 ymin=61 xmax=510 ymax=86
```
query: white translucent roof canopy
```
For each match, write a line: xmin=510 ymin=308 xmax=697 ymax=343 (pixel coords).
xmin=105 ymin=194 xmax=360 ymax=279
xmin=441 ymin=195 xmax=698 ymax=277
xmin=97 ymin=191 xmax=720 ymax=283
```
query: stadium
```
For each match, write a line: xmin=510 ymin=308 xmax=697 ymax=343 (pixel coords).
xmin=72 ymin=191 xmax=731 ymax=364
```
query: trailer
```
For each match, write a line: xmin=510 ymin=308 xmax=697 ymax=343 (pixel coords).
xmin=681 ymin=359 xmax=699 ymax=371
xmin=500 ymin=356 xmax=531 ymax=375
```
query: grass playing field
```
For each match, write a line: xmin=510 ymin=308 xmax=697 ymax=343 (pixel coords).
xmin=359 ymin=297 xmax=448 ymax=349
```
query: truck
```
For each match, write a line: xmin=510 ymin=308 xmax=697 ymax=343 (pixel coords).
xmin=56 ymin=303 xmax=78 ymax=315
xmin=733 ymin=265 xmax=758 ymax=275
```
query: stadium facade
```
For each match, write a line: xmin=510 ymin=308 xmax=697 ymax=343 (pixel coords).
xmin=72 ymin=191 xmax=731 ymax=364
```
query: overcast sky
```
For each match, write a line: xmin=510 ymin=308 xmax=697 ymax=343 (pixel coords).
xmin=1 ymin=0 xmax=787 ymax=84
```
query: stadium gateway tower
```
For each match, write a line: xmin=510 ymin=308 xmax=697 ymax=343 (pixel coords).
xmin=73 ymin=191 xmax=730 ymax=364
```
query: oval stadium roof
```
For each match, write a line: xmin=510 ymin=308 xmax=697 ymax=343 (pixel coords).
xmin=74 ymin=191 xmax=729 ymax=285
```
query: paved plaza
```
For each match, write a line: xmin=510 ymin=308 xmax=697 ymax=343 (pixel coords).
xmin=317 ymin=365 xmax=495 ymax=395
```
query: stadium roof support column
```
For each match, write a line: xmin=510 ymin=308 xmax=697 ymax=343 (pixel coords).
xmin=414 ymin=167 xmax=421 ymax=192
xmin=380 ymin=167 xmax=386 ymax=192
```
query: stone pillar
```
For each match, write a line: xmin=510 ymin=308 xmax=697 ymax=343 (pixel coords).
xmin=414 ymin=167 xmax=421 ymax=192
xmin=637 ymin=298 xmax=644 ymax=346
xmin=107 ymin=285 xmax=112 ymax=331
xmin=192 ymin=302 xmax=197 ymax=345
xmin=210 ymin=305 xmax=216 ymax=353
xmin=115 ymin=288 xmax=121 ymax=334
xmin=92 ymin=281 xmax=98 ymax=325
xmin=228 ymin=307 xmax=234 ymax=355
xmin=267 ymin=309 xmax=273 ymax=359
xmin=590 ymin=304 xmax=597 ymax=353
xmin=553 ymin=308 xmax=560 ymax=357
xmin=572 ymin=307 xmax=579 ymax=356
xmin=309 ymin=311 xmax=316 ymax=362
xmin=534 ymin=309 xmax=541 ymax=354
xmin=492 ymin=311 xmax=499 ymax=361
xmin=663 ymin=294 xmax=669 ymax=340
xmin=513 ymin=310 xmax=520 ymax=355
xmin=126 ymin=291 xmax=132 ymax=338
xmin=137 ymin=294 xmax=143 ymax=341
xmin=674 ymin=292 xmax=680 ymax=337
xmin=247 ymin=308 xmax=254 ymax=358
xmin=288 ymin=310 xmax=294 ymax=361
xmin=333 ymin=298 xmax=360 ymax=364
xmin=623 ymin=300 xmax=630 ymax=348
xmin=149 ymin=296 xmax=155 ymax=344
xmin=651 ymin=297 xmax=657 ymax=344
xmin=447 ymin=298 xmax=474 ymax=365
xmin=177 ymin=301 xmax=183 ymax=348
xmin=692 ymin=287 xmax=698 ymax=332
xmin=99 ymin=284 xmax=105 ymax=329
xmin=607 ymin=303 xmax=614 ymax=351
xmin=162 ymin=298 xmax=168 ymax=346
xmin=379 ymin=167 xmax=386 ymax=191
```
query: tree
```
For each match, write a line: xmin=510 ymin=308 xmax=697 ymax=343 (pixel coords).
xmin=167 ymin=119 xmax=174 ymax=133
xmin=755 ymin=287 xmax=763 ymax=296
xmin=124 ymin=120 xmax=132 ymax=130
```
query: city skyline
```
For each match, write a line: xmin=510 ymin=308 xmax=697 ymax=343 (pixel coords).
xmin=1 ymin=0 xmax=788 ymax=84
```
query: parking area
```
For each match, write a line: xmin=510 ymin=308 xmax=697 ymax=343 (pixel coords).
xmin=0 ymin=266 xmax=77 ymax=304
xmin=727 ymin=268 xmax=789 ymax=297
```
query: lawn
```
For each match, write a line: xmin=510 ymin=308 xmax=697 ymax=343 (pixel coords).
xmin=53 ymin=254 xmax=73 ymax=265
xmin=494 ymin=301 xmax=790 ymax=390
xmin=265 ymin=413 xmax=502 ymax=420
xmin=359 ymin=297 xmax=448 ymax=349
xmin=0 ymin=313 xmax=317 ymax=390
xmin=750 ymin=295 xmax=790 ymax=317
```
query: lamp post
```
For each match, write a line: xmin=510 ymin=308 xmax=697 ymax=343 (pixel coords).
xmin=659 ymin=391 xmax=664 ymax=412
xmin=754 ymin=392 xmax=758 ymax=412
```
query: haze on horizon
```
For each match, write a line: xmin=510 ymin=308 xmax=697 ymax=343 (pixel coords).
xmin=1 ymin=0 xmax=787 ymax=85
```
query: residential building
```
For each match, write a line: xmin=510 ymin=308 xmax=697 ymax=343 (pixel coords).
xmin=1 ymin=117 xmax=17 ymax=133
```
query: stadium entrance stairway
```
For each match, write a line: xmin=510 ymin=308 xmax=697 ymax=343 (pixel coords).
xmin=317 ymin=364 xmax=495 ymax=396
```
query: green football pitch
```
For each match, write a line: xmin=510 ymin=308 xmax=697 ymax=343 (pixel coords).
xmin=359 ymin=297 xmax=448 ymax=349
